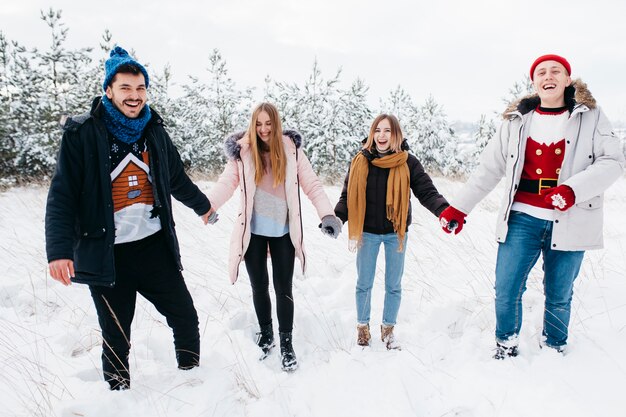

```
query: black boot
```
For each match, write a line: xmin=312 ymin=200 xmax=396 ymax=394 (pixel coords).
xmin=493 ymin=342 xmax=519 ymax=360
xmin=103 ymin=350 xmax=130 ymax=390
xmin=279 ymin=332 xmax=298 ymax=372
xmin=256 ymin=323 xmax=275 ymax=360
xmin=177 ymin=349 xmax=200 ymax=370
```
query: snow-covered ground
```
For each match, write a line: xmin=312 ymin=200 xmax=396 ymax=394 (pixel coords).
xmin=1 ymin=176 xmax=625 ymax=417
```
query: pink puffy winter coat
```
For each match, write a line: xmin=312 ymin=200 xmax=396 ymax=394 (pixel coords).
xmin=208 ymin=130 xmax=335 ymax=283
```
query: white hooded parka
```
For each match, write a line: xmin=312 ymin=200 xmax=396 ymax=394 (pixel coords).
xmin=453 ymin=80 xmax=625 ymax=251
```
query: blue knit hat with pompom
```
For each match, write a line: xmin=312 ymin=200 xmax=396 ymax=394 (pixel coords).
xmin=102 ymin=46 xmax=150 ymax=91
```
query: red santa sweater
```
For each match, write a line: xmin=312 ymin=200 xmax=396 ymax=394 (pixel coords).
xmin=512 ymin=106 xmax=569 ymax=220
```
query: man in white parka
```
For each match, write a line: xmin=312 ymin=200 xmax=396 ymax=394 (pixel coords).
xmin=439 ymin=54 xmax=625 ymax=359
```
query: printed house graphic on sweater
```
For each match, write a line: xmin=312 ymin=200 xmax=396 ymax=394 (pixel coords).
xmin=110 ymin=151 xmax=161 ymax=243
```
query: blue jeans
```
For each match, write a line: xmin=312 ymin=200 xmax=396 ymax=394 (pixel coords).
xmin=356 ymin=232 xmax=407 ymax=326
xmin=495 ymin=211 xmax=584 ymax=347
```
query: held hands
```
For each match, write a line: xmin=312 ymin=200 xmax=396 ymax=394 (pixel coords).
xmin=542 ymin=185 xmax=575 ymax=211
xmin=49 ymin=259 xmax=74 ymax=286
xmin=439 ymin=206 xmax=467 ymax=235
xmin=319 ymin=215 xmax=343 ymax=239
xmin=201 ymin=208 xmax=219 ymax=225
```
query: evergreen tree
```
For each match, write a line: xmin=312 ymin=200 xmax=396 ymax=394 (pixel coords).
xmin=333 ymin=78 xmax=373 ymax=177
xmin=7 ymin=38 xmax=51 ymax=179
xmin=463 ymin=114 xmax=496 ymax=173
xmin=412 ymin=95 xmax=460 ymax=176
xmin=473 ymin=114 xmax=496 ymax=156
xmin=149 ymin=64 xmax=199 ymax=169
xmin=176 ymin=49 xmax=253 ymax=174
xmin=0 ymin=32 xmax=16 ymax=180
xmin=9 ymin=9 xmax=97 ymax=179
xmin=265 ymin=59 xmax=349 ymax=182
xmin=502 ymin=75 xmax=534 ymax=107
xmin=80 ymin=29 xmax=115 ymax=103
xmin=378 ymin=85 xmax=419 ymax=145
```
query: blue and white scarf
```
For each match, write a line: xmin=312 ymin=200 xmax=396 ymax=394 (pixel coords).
xmin=101 ymin=95 xmax=152 ymax=144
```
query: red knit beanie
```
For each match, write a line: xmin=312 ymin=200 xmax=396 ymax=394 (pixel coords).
xmin=530 ymin=54 xmax=571 ymax=80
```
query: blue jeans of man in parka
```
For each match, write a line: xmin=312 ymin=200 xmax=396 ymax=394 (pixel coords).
xmin=495 ymin=211 xmax=584 ymax=349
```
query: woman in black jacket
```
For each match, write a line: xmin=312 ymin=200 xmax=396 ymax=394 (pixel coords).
xmin=334 ymin=114 xmax=448 ymax=349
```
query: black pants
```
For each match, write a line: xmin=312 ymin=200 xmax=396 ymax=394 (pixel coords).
xmin=244 ymin=233 xmax=295 ymax=333
xmin=89 ymin=231 xmax=200 ymax=390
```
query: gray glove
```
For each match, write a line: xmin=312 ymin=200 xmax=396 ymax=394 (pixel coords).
xmin=207 ymin=211 xmax=219 ymax=224
xmin=320 ymin=215 xmax=342 ymax=239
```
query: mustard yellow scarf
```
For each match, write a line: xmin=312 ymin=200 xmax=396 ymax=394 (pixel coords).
xmin=346 ymin=151 xmax=410 ymax=252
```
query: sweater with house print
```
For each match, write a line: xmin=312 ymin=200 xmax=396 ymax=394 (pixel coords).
xmin=109 ymin=135 xmax=162 ymax=244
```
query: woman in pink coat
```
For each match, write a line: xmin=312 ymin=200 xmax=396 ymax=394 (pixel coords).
xmin=208 ymin=102 xmax=342 ymax=371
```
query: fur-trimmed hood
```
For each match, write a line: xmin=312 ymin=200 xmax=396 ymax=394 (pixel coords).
xmin=503 ymin=78 xmax=596 ymax=119
xmin=224 ymin=129 xmax=303 ymax=160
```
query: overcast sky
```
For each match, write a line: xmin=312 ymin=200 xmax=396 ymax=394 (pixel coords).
xmin=2 ymin=0 xmax=626 ymax=123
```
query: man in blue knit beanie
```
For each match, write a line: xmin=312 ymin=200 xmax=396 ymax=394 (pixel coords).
xmin=45 ymin=46 xmax=217 ymax=390
xmin=102 ymin=46 xmax=150 ymax=91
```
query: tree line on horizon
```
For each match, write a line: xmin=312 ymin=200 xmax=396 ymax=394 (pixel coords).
xmin=0 ymin=8 xmax=507 ymax=186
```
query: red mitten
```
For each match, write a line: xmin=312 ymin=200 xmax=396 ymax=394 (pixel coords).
xmin=439 ymin=206 xmax=467 ymax=235
xmin=542 ymin=185 xmax=575 ymax=211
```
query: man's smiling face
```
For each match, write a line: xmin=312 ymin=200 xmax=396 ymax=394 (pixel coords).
xmin=532 ymin=60 xmax=571 ymax=107
xmin=105 ymin=72 xmax=147 ymax=118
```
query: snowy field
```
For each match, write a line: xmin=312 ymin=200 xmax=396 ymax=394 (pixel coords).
xmin=1 ymin=176 xmax=625 ymax=417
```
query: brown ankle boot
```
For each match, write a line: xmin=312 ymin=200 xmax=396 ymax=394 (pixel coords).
xmin=357 ymin=323 xmax=371 ymax=346
xmin=381 ymin=325 xmax=401 ymax=350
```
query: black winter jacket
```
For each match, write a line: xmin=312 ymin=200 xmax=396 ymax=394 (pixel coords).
xmin=334 ymin=144 xmax=448 ymax=234
xmin=45 ymin=97 xmax=210 ymax=287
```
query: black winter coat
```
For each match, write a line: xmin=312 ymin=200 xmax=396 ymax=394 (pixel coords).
xmin=45 ymin=97 xmax=210 ymax=287
xmin=334 ymin=145 xmax=448 ymax=235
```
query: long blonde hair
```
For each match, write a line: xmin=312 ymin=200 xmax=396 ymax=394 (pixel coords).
xmin=362 ymin=114 xmax=403 ymax=153
xmin=247 ymin=102 xmax=286 ymax=187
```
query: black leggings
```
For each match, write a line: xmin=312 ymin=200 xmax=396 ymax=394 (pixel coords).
xmin=244 ymin=233 xmax=295 ymax=333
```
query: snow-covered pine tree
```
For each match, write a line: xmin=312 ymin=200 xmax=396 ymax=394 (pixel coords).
xmin=175 ymin=49 xmax=252 ymax=175
xmin=82 ymin=29 xmax=115 ymax=102
xmin=463 ymin=114 xmax=496 ymax=173
xmin=263 ymin=75 xmax=304 ymax=133
xmin=378 ymin=85 xmax=419 ymax=145
xmin=456 ymin=74 xmax=533 ymax=177
xmin=148 ymin=63 xmax=188 ymax=159
xmin=0 ymin=32 xmax=16 ymax=182
xmin=265 ymin=59 xmax=351 ymax=182
xmin=10 ymin=9 xmax=96 ymax=179
xmin=38 ymin=9 xmax=97 ymax=113
xmin=8 ymin=41 xmax=56 ymax=179
xmin=174 ymin=75 xmax=209 ymax=170
xmin=473 ymin=114 xmax=496 ymax=157
xmin=333 ymin=78 xmax=373 ymax=178
xmin=412 ymin=95 xmax=460 ymax=176
xmin=502 ymin=75 xmax=533 ymax=107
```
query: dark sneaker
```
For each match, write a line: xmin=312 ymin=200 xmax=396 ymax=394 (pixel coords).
xmin=493 ymin=342 xmax=519 ymax=360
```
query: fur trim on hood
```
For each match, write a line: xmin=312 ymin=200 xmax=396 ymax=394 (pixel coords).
xmin=224 ymin=129 xmax=302 ymax=160
xmin=502 ymin=78 xmax=596 ymax=119
xmin=60 ymin=111 xmax=91 ymax=132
